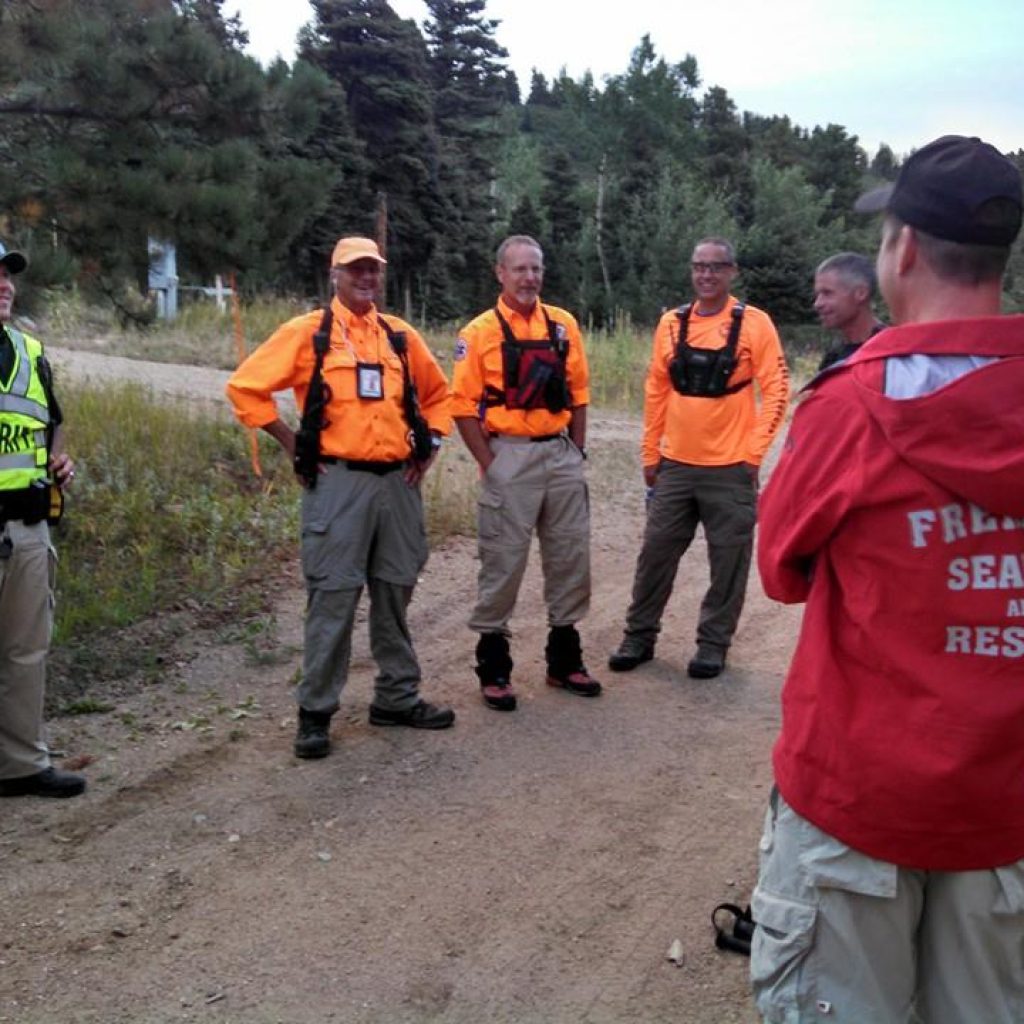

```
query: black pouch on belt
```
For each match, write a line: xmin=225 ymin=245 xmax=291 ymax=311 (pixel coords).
xmin=0 ymin=483 xmax=57 ymax=525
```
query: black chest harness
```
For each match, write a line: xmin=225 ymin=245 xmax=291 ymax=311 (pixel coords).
xmin=668 ymin=302 xmax=751 ymax=398
xmin=293 ymin=308 xmax=432 ymax=489
xmin=483 ymin=307 xmax=571 ymax=414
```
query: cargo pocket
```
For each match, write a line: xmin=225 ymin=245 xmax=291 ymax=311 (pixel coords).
xmin=750 ymin=888 xmax=817 ymax=1022
xmin=993 ymin=861 xmax=1024 ymax=916
xmin=477 ymin=489 xmax=505 ymax=544
xmin=300 ymin=521 xmax=331 ymax=584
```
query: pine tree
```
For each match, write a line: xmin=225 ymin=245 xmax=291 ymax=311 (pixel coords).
xmin=300 ymin=0 xmax=446 ymax=314
xmin=0 ymin=0 xmax=335 ymax=306
xmin=423 ymin=0 xmax=510 ymax=314
xmin=538 ymin=148 xmax=583 ymax=309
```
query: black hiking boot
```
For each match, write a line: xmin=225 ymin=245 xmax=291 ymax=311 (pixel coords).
xmin=294 ymin=708 xmax=332 ymax=759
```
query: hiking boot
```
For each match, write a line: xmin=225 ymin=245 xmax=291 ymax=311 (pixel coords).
xmin=369 ymin=700 xmax=455 ymax=729
xmin=0 ymin=766 xmax=86 ymax=799
xmin=294 ymin=708 xmax=332 ymax=759
xmin=546 ymin=667 xmax=602 ymax=698
xmin=608 ymin=638 xmax=655 ymax=672
xmin=481 ymin=678 xmax=517 ymax=711
xmin=687 ymin=645 xmax=727 ymax=679
xmin=545 ymin=624 xmax=602 ymax=697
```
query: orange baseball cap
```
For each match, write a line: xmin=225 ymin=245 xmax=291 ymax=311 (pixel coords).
xmin=331 ymin=237 xmax=387 ymax=267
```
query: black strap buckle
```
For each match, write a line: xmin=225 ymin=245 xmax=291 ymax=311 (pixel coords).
xmin=712 ymin=902 xmax=756 ymax=956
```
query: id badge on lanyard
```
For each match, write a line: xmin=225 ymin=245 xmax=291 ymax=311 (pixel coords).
xmin=357 ymin=362 xmax=384 ymax=400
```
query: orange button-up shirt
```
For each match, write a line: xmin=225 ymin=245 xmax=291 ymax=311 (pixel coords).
xmin=642 ymin=296 xmax=790 ymax=468
xmin=226 ymin=298 xmax=451 ymax=462
xmin=450 ymin=296 xmax=590 ymax=436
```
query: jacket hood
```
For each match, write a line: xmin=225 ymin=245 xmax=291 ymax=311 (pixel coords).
xmin=838 ymin=316 xmax=1024 ymax=517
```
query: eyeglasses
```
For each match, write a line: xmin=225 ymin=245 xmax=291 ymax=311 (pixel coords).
xmin=691 ymin=261 xmax=735 ymax=274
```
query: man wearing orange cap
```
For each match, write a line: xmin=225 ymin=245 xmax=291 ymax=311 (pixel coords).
xmin=227 ymin=237 xmax=454 ymax=758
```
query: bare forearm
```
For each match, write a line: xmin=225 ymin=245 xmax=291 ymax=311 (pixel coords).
xmin=455 ymin=417 xmax=493 ymax=472
xmin=569 ymin=405 xmax=587 ymax=449
xmin=262 ymin=419 xmax=296 ymax=459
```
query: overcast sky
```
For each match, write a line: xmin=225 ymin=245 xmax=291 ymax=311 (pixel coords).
xmin=226 ymin=0 xmax=1023 ymax=158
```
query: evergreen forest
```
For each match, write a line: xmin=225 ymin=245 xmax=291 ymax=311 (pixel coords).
xmin=2 ymin=0 xmax=1022 ymax=327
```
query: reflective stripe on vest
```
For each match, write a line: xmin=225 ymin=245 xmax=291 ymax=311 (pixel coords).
xmin=0 ymin=328 xmax=50 ymax=423
xmin=0 ymin=452 xmax=40 ymax=471
xmin=0 ymin=328 xmax=51 ymax=489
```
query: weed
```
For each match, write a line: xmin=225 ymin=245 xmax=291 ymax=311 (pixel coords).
xmin=62 ymin=697 xmax=114 ymax=716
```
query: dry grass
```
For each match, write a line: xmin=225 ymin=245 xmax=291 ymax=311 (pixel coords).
xmin=38 ymin=292 xmax=827 ymax=406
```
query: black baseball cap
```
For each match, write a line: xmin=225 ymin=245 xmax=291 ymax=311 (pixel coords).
xmin=855 ymin=135 xmax=1023 ymax=246
xmin=0 ymin=241 xmax=27 ymax=275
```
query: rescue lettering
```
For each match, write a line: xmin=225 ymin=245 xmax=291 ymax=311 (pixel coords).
xmin=0 ymin=422 xmax=32 ymax=454
xmin=946 ymin=625 xmax=1024 ymax=658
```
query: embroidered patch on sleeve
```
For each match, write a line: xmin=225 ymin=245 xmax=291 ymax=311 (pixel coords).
xmin=454 ymin=337 xmax=468 ymax=361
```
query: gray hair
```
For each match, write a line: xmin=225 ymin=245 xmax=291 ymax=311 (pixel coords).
xmin=692 ymin=237 xmax=736 ymax=264
xmin=816 ymin=252 xmax=877 ymax=296
xmin=496 ymin=235 xmax=544 ymax=266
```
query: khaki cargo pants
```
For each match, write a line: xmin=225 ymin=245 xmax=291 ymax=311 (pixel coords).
xmin=751 ymin=789 xmax=1024 ymax=1023
xmin=469 ymin=435 xmax=590 ymax=634
xmin=0 ymin=519 xmax=54 ymax=780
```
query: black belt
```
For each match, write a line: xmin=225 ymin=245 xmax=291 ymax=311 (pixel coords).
xmin=0 ymin=486 xmax=48 ymax=525
xmin=530 ymin=433 xmax=564 ymax=443
xmin=320 ymin=457 xmax=404 ymax=476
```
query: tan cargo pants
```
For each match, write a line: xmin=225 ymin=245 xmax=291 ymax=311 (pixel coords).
xmin=751 ymin=789 xmax=1024 ymax=1023
xmin=469 ymin=435 xmax=590 ymax=634
xmin=0 ymin=519 xmax=54 ymax=780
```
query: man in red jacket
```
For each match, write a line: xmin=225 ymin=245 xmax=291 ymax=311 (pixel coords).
xmin=752 ymin=136 xmax=1024 ymax=1022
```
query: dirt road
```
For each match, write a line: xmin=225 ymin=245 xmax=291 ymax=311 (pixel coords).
xmin=0 ymin=350 xmax=801 ymax=1023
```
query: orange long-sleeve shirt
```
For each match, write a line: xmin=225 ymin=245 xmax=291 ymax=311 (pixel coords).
xmin=226 ymin=298 xmax=451 ymax=462
xmin=450 ymin=296 xmax=590 ymax=436
xmin=642 ymin=296 xmax=790 ymax=468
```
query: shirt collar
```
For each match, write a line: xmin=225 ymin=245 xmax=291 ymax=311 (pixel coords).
xmin=497 ymin=295 xmax=544 ymax=331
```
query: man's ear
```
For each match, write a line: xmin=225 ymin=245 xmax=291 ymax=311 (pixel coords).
xmin=896 ymin=225 xmax=918 ymax=277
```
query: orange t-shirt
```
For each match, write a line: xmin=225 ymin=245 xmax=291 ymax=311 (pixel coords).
xmin=450 ymin=296 xmax=590 ymax=436
xmin=226 ymin=298 xmax=451 ymax=462
xmin=642 ymin=297 xmax=790 ymax=468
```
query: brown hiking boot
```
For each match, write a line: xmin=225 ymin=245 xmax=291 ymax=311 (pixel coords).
xmin=480 ymin=678 xmax=517 ymax=711
xmin=546 ymin=667 xmax=602 ymax=698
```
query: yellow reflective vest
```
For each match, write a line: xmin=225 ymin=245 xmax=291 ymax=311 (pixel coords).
xmin=0 ymin=327 xmax=51 ymax=492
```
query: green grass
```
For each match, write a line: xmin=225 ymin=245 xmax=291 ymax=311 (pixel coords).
xmin=49 ymin=378 xmax=481 ymax=692
xmin=54 ymin=381 xmax=299 ymax=646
